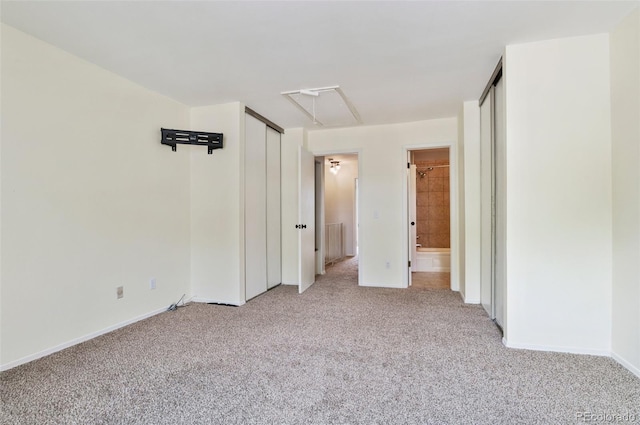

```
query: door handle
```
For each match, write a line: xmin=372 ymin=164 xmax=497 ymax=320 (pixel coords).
xmin=411 ymin=222 xmax=415 ymax=226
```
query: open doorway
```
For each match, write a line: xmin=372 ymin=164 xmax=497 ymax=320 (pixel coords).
xmin=408 ymin=148 xmax=451 ymax=290
xmin=315 ymin=153 xmax=359 ymax=283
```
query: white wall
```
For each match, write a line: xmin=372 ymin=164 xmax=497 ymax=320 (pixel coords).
xmin=189 ymin=103 xmax=244 ymax=305
xmin=308 ymin=119 xmax=457 ymax=288
xmin=456 ymin=107 xmax=466 ymax=299
xmin=503 ymin=34 xmax=612 ymax=354
xmin=460 ymin=101 xmax=481 ymax=304
xmin=324 ymin=158 xmax=358 ymax=256
xmin=610 ymin=8 xmax=640 ymax=376
xmin=1 ymin=25 xmax=191 ymax=368
xmin=315 ymin=158 xmax=325 ymax=275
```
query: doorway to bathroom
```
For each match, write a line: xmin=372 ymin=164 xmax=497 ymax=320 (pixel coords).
xmin=408 ymin=148 xmax=451 ymax=289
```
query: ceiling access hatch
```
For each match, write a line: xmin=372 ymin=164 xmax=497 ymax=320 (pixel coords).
xmin=281 ymin=86 xmax=362 ymax=127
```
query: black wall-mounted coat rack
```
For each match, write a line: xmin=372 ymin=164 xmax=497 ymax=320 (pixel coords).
xmin=161 ymin=128 xmax=223 ymax=154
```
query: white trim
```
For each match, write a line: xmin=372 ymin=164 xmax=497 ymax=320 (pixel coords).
xmin=458 ymin=289 xmax=466 ymax=302
xmin=503 ymin=338 xmax=611 ymax=357
xmin=464 ymin=295 xmax=481 ymax=304
xmin=314 ymin=158 xmax=326 ymax=276
xmin=307 ymin=148 xmax=363 ymax=288
xmin=190 ymin=297 xmax=245 ymax=306
xmin=403 ymin=142 xmax=459 ymax=292
xmin=459 ymin=292 xmax=482 ymax=305
xmin=505 ymin=340 xmax=640 ymax=378
xmin=611 ymin=351 xmax=640 ymax=379
xmin=0 ymin=305 xmax=168 ymax=372
xmin=359 ymin=281 xmax=405 ymax=289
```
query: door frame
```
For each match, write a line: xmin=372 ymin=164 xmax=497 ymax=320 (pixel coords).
xmin=309 ymin=148 xmax=362 ymax=287
xmin=402 ymin=142 xmax=459 ymax=291
xmin=408 ymin=163 xmax=417 ymax=287
xmin=315 ymin=158 xmax=325 ymax=275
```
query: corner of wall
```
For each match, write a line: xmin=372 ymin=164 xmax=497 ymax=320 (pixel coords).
xmin=610 ymin=6 xmax=640 ymax=378
xmin=235 ymin=103 xmax=246 ymax=305
xmin=612 ymin=351 xmax=640 ymax=379
xmin=461 ymin=100 xmax=481 ymax=304
xmin=457 ymin=105 xmax=466 ymax=297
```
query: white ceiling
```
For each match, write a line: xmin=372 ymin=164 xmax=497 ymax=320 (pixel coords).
xmin=1 ymin=1 xmax=637 ymax=129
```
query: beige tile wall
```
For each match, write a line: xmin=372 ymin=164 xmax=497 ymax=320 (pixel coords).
xmin=415 ymin=159 xmax=450 ymax=248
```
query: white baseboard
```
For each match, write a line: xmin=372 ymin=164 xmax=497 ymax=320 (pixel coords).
xmin=464 ymin=296 xmax=481 ymax=304
xmin=503 ymin=338 xmax=611 ymax=357
xmin=457 ymin=290 xmax=466 ymax=302
xmin=190 ymin=297 xmax=244 ymax=306
xmin=0 ymin=305 xmax=168 ymax=372
xmin=359 ymin=282 xmax=405 ymax=289
xmin=611 ymin=351 xmax=640 ymax=379
xmin=504 ymin=340 xmax=640 ymax=378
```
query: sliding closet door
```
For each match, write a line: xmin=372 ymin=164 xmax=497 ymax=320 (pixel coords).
xmin=266 ymin=127 xmax=281 ymax=289
xmin=245 ymin=114 xmax=268 ymax=300
xmin=479 ymin=92 xmax=493 ymax=317
xmin=493 ymin=77 xmax=506 ymax=328
xmin=479 ymin=75 xmax=505 ymax=326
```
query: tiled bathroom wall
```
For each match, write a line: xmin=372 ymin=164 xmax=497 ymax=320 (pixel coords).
xmin=415 ymin=159 xmax=450 ymax=248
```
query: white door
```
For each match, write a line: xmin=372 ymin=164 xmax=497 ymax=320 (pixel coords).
xmin=245 ymin=114 xmax=268 ymax=300
xmin=266 ymin=127 xmax=281 ymax=289
xmin=493 ymin=77 xmax=506 ymax=328
xmin=298 ymin=146 xmax=316 ymax=293
xmin=480 ymin=91 xmax=493 ymax=317
xmin=408 ymin=163 xmax=417 ymax=286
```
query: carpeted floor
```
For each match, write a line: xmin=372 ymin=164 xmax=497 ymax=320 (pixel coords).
xmin=1 ymin=256 xmax=639 ymax=424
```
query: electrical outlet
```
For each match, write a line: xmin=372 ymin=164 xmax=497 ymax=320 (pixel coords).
xmin=117 ymin=286 xmax=124 ymax=299
xmin=150 ymin=278 xmax=156 ymax=290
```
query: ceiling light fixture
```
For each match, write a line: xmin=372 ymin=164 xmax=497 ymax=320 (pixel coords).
xmin=328 ymin=158 xmax=341 ymax=174
xmin=281 ymin=86 xmax=361 ymax=127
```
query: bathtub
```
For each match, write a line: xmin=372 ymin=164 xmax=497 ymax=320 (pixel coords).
xmin=414 ymin=247 xmax=451 ymax=272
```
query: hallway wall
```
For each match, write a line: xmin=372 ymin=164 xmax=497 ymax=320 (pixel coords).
xmin=324 ymin=157 xmax=358 ymax=257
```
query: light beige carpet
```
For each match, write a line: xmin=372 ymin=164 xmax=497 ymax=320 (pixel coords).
xmin=1 ymin=256 xmax=639 ymax=424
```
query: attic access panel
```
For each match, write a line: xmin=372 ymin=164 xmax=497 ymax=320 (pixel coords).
xmin=281 ymin=86 xmax=361 ymax=127
xmin=161 ymin=128 xmax=223 ymax=154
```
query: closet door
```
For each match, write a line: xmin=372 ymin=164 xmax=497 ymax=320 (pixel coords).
xmin=479 ymin=92 xmax=493 ymax=317
xmin=493 ymin=77 xmax=506 ymax=328
xmin=245 ymin=114 xmax=268 ymax=300
xmin=266 ymin=127 xmax=281 ymax=289
xmin=479 ymin=77 xmax=505 ymax=325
